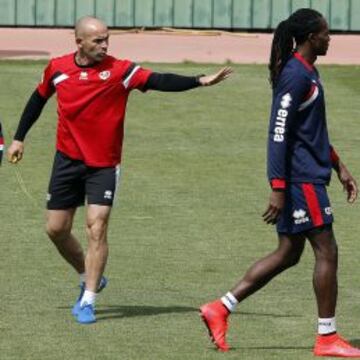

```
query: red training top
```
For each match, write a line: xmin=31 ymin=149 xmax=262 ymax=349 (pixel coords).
xmin=37 ymin=53 xmax=152 ymax=167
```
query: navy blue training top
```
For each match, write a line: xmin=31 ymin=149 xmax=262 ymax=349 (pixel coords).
xmin=267 ymin=52 xmax=334 ymax=189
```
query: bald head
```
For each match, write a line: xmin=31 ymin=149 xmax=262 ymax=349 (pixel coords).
xmin=75 ymin=16 xmax=107 ymax=38
xmin=74 ymin=16 xmax=109 ymax=65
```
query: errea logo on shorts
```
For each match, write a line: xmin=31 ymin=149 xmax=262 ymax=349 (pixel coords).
xmin=104 ymin=190 xmax=113 ymax=200
xmin=324 ymin=207 xmax=332 ymax=216
xmin=293 ymin=209 xmax=310 ymax=225
xmin=46 ymin=193 xmax=52 ymax=202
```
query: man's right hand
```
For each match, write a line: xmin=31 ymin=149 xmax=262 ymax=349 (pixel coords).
xmin=262 ymin=190 xmax=285 ymax=225
xmin=7 ymin=140 xmax=24 ymax=164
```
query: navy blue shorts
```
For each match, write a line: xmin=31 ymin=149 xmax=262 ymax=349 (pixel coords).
xmin=276 ymin=183 xmax=333 ymax=234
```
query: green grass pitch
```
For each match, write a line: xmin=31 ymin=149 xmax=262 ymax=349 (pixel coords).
xmin=0 ymin=61 xmax=359 ymax=359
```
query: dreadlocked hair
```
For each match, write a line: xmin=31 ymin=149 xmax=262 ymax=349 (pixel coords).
xmin=269 ymin=8 xmax=323 ymax=88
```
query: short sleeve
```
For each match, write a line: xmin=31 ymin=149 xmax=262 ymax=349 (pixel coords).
xmin=122 ymin=62 xmax=152 ymax=92
xmin=37 ymin=61 xmax=56 ymax=99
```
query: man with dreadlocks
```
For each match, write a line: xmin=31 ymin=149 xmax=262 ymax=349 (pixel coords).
xmin=200 ymin=8 xmax=360 ymax=357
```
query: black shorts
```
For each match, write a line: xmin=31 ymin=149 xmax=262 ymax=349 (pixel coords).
xmin=47 ymin=151 xmax=121 ymax=210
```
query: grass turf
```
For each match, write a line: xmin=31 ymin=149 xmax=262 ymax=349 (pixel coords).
xmin=0 ymin=61 xmax=360 ymax=359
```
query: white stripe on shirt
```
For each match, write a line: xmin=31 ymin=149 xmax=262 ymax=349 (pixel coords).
xmin=298 ymin=86 xmax=319 ymax=111
xmin=53 ymin=74 xmax=69 ymax=86
xmin=122 ymin=65 xmax=140 ymax=89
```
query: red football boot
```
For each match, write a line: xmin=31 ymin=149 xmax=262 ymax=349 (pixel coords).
xmin=314 ymin=333 xmax=360 ymax=358
xmin=200 ymin=300 xmax=230 ymax=352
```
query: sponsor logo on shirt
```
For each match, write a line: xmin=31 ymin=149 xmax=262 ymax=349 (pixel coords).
xmin=79 ymin=71 xmax=88 ymax=80
xmin=104 ymin=190 xmax=113 ymax=200
xmin=274 ymin=93 xmax=292 ymax=143
xmin=324 ymin=207 xmax=332 ymax=216
xmin=99 ymin=70 xmax=111 ymax=80
xmin=280 ymin=93 xmax=292 ymax=109
xmin=293 ymin=209 xmax=310 ymax=225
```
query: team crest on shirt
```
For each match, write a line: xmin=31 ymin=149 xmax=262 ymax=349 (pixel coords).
xmin=79 ymin=71 xmax=88 ymax=80
xmin=99 ymin=70 xmax=111 ymax=80
xmin=293 ymin=209 xmax=310 ymax=225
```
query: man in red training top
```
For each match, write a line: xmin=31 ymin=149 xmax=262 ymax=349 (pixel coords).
xmin=7 ymin=16 xmax=232 ymax=324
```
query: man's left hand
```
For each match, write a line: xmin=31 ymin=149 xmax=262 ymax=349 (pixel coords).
xmin=198 ymin=67 xmax=233 ymax=86
xmin=262 ymin=190 xmax=286 ymax=225
xmin=336 ymin=161 xmax=358 ymax=203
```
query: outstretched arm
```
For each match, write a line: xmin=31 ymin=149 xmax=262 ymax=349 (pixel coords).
xmin=144 ymin=67 xmax=232 ymax=92
xmin=7 ymin=89 xmax=47 ymax=163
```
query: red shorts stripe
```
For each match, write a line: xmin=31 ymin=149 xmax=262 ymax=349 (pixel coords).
xmin=302 ymin=183 xmax=324 ymax=227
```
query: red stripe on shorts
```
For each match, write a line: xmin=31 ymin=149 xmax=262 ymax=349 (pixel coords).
xmin=302 ymin=183 xmax=324 ymax=227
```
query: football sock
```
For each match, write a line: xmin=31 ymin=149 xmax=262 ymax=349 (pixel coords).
xmin=221 ymin=292 xmax=238 ymax=312
xmin=318 ymin=317 xmax=336 ymax=335
xmin=79 ymin=272 xmax=86 ymax=284
xmin=80 ymin=290 xmax=96 ymax=307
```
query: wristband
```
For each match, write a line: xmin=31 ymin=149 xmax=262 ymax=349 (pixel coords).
xmin=330 ymin=147 xmax=340 ymax=165
xmin=271 ymin=178 xmax=286 ymax=190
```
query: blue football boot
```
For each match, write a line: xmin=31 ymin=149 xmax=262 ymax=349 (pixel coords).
xmin=76 ymin=303 xmax=96 ymax=324
xmin=72 ymin=276 xmax=108 ymax=317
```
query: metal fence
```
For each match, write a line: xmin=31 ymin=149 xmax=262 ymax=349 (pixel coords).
xmin=0 ymin=0 xmax=359 ymax=31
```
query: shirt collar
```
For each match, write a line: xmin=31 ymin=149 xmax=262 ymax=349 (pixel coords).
xmin=293 ymin=52 xmax=314 ymax=71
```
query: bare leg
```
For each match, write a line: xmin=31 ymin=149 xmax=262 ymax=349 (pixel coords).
xmin=84 ymin=205 xmax=111 ymax=292
xmin=307 ymin=226 xmax=338 ymax=318
xmin=46 ymin=208 xmax=85 ymax=274
xmin=200 ymin=233 xmax=306 ymax=352
xmin=231 ymin=233 xmax=306 ymax=301
xmin=308 ymin=228 xmax=360 ymax=357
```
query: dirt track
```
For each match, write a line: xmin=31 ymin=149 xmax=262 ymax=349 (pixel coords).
xmin=1 ymin=28 xmax=359 ymax=64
